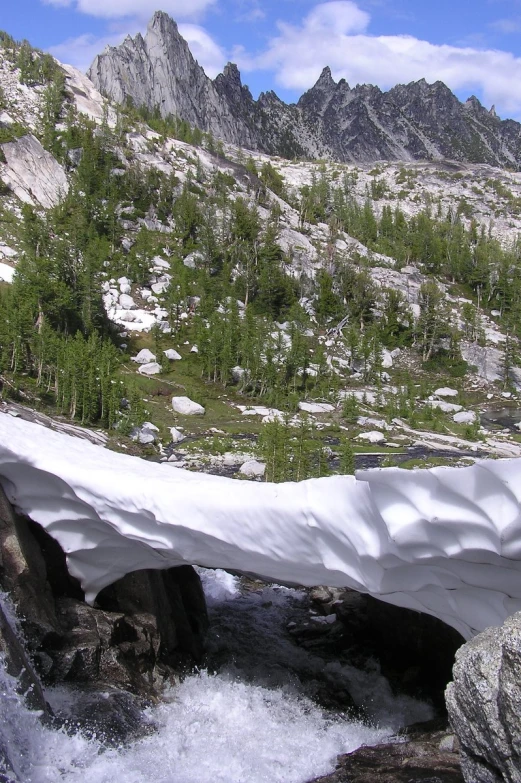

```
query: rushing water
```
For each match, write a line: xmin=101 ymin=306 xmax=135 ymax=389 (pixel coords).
xmin=0 ymin=571 xmax=432 ymax=783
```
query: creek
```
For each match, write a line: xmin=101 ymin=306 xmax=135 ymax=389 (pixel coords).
xmin=0 ymin=571 xmax=433 ymax=783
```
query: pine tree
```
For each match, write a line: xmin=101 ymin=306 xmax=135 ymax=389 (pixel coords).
xmin=339 ymin=437 xmax=355 ymax=474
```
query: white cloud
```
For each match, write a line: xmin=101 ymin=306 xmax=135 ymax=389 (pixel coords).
xmin=48 ymin=29 xmax=135 ymax=71
xmin=236 ymin=0 xmax=521 ymax=117
xmin=42 ymin=0 xmax=216 ymax=20
xmin=178 ymin=23 xmax=227 ymax=77
xmin=490 ymin=17 xmax=521 ymax=34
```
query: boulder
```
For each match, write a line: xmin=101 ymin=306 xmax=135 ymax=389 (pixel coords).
xmin=357 ymin=430 xmax=386 ymax=444
xmin=131 ymin=349 xmax=156 ymax=364
xmin=182 ymin=251 xmax=203 ymax=269
xmin=461 ymin=342 xmax=521 ymax=389
xmin=138 ymin=362 xmax=161 ymax=375
xmin=231 ymin=365 xmax=246 ymax=383
xmin=453 ymin=411 xmax=477 ymax=425
xmin=172 ymin=396 xmax=205 ymax=415
xmin=0 ymin=262 xmax=15 ymax=283
xmin=446 ymin=611 xmax=521 ymax=783
xmin=381 ymin=350 xmax=393 ymax=369
xmin=130 ymin=422 xmax=159 ymax=444
xmin=239 ymin=460 xmax=266 ymax=478
xmin=435 ymin=388 xmax=459 ymax=398
xmin=311 ymin=728 xmax=463 ymax=782
xmin=426 ymin=400 xmax=463 ymax=413
xmin=222 ymin=452 xmax=254 ymax=467
xmin=169 ymin=427 xmax=185 ymax=444
xmin=119 ymin=294 xmax=136 ymax=310
xmin=156 ymin=320 xmax=171 ymax=334
xmin=164 ymin=349 xmax=182 ymax=361
xmin=151 ymin=281 xmax=169 ymax=295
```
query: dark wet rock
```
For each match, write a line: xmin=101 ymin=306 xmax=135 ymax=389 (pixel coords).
xmin=0 ymin=481 xmax=208 ymax=701
xmin=296 ymin=589 xmax=464 ymax=711
xmin=48 ymin=685 xmax=156 ymax=746
xmin=0 ymin=601 xmax=49 ymax=715
xmin=446 ymin=611 xmax=521 ymax=782
xmin=310 ymin=726 xmax=463 ymax=782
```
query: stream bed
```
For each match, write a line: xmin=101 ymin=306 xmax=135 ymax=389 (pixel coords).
xmin=1 ymin=571 xmax=433 ymax=783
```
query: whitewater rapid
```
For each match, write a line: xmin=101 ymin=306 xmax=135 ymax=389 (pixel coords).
xmin=1 ymin=572 xmax=432 ymax=783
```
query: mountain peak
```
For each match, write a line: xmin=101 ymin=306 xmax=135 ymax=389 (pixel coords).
xmin=87 ymin=11 xmax=521 ymax=170
xmin=315 ymin=66 xmax=336 ymax=89
xmin=221 ymin=62 xmax=242 ymax=84
xmin=149 ymin=10 xmax=178 ymax=31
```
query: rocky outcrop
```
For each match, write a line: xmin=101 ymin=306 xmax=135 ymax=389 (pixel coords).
xmin=0 ymin=134 xmax=69 ymax=208
xmin=88 ymin=12 xmax=521 ymax=169
xmin=88 ymin=13 xmax=258 ymax=149
xmin=446 ymin=611 xmax=521 ymax=782
xmin=0 ymin=482 xmax=208 ymax=701
xmin=311 ymin=725 xmax=463 ymax=782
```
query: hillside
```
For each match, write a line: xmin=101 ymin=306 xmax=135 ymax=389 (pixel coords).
xmin=1 ymin=29 xmax=521 ymax=477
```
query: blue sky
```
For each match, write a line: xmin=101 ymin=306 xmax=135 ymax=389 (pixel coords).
xmin=2 ymin=0 xmax=521 ymax=118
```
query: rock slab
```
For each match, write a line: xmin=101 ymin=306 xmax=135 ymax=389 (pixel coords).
xmin=446 ymin=611 xmax=521 ymax=782
xmin=172 ymin=396 xmax=205 ymax=415
xmin=0 ymin=134 xmax=69 ymax=209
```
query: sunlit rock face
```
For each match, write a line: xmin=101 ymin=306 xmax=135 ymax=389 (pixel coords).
xmin=0 ymin=134 xmax=69 ymax=208
xmin=88 ymin=11 xmax=521 ymax=167
xmin=1 ymin=413 xmax=521 ymax=641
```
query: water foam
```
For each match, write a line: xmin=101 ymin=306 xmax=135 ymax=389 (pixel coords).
xmin=1 ymin=664 xmax=392 ymax=783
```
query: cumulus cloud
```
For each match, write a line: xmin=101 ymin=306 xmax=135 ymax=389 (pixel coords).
xmin=237 ymin=0 xmax=521 ymax=117
xmin=42 ymin=0 xmax=216 ymax=20
xmin=49 ymin=29 xmax=135 ymax=71
xmin=490 ymin=17 xmax=521 ymax=34
xmin=178 ymin=23 xmax=227 ymax=77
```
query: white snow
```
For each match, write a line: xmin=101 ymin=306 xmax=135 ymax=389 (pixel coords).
xmin=2 ymin=415 xmax=521 ymax=639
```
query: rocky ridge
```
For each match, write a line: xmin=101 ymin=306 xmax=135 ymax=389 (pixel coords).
xmin=88 ymin=11 xmax=521 ymax=169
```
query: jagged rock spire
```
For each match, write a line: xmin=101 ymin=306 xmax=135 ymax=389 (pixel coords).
xmin=87 ymin=12 xmax=521 ymax=168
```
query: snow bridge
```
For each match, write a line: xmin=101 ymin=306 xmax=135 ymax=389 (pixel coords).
xmin=1 ymin=414 xmax=520 ymax=640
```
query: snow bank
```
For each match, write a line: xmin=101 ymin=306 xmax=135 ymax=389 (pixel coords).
xmin=1 ymin=414 xmax=521 ymax=639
